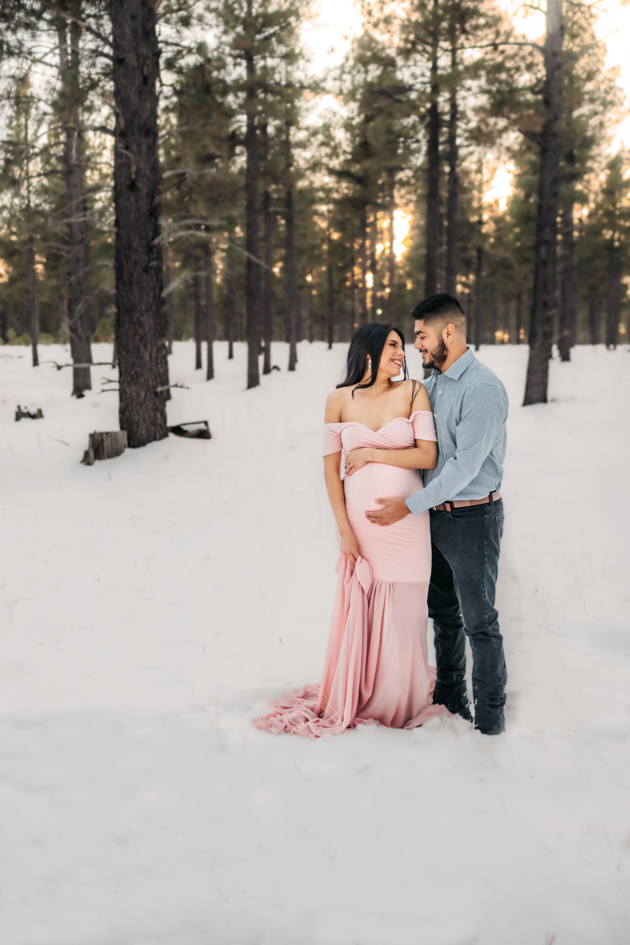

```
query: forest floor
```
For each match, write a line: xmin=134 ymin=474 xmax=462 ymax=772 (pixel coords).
xmin=1 ymin=340 xmax=629 ymax=945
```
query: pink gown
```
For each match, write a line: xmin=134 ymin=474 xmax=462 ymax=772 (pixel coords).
xmin=253 ymin=410 xmax=448 ymax=737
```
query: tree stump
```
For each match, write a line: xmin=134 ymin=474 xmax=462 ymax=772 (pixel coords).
xmin=81 ymin=430 xmax=128 ymax=465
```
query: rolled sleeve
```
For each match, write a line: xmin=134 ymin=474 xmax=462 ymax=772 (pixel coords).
xmin=406 ymin=383 xmax=507 ymax=515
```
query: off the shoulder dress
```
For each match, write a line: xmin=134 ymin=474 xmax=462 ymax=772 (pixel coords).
xmin=253 ymin=410 xmax=448 ymax=737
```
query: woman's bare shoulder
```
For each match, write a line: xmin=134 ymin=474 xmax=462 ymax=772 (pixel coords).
xmin=409 ymin=378 xmax=431 ymax=410
xmin=325 ymin=387 xmax=349 ymax=423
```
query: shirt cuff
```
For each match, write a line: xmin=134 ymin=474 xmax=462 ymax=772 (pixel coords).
xmin=406 ymin=492 xmax=431 ymax=516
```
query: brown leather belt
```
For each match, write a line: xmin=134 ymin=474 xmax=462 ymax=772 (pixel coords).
xmin=433 ymin=491 xmax=501 ymax=512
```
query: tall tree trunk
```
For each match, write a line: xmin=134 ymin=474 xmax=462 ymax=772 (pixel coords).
xmin=26 ymin=235 xmax=39 ymax=366
xmin=157 ymin=246 xmax=171 ymax=401
xmin=204 ymin=242 xmax=215 ymax=380
xmin=370 ymin=215 xmax=378 ymax=320
xmin=262 ymin=172 xmax=274 ymax=374
xmin=164 ymin=256 xmax=175 ymax=352
xmin=515 ymin=291 xmax=523 ymax=344
xmin=490 ymin=290 xmax=497 ymax=344
xmin=285 ymin=182 xmax=298 ymax=371
xmin=359 ymin=208 xmax=368 ymax=325
xmin=558 ymin=157 xmax=576 ymax=361
xmin=387 ymin=191 xmax=396 ymax=322
xmin=425 ymin=1 xmax=440 ymax=297
xmin=606 ymin=241 xmax=621 ymax=348
xmin=588 ymin=285 xmax=600 ymax=344
xmin=445 ymin=38 xmax=458 ymax=296
xmin=244 ymin=11 xmax=260 ymax=390
xmin=225 ymin=241 xmax=237 ymax=359
xmin=194 ymin=270 xmax=203 ymax=369
xmin=523 ymin=0 xmax=564 ymax=405
xmin=57 ymin=8 xmax=92 ymax=397
xmin=0 ymin=305 xmax=7 ymax=344
xmin=474 ymin=244 xmax=483 ymax=350
xmin=350 ymin=257 xmax=357 ymax=332
xmin=327 ymin=237 xmax=334 ymax=349
xmin=111 ymin=0 xmax=168 ymax=447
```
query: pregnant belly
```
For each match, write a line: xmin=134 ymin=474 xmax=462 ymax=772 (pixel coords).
xmin=343 ymin=463 xmax=423 ymax=512
xmin=343 ymin=464 xmax=431 ymax=584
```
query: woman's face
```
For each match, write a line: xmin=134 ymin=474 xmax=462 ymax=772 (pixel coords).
xmin=378 ymin=331 xmax=405 ymax=378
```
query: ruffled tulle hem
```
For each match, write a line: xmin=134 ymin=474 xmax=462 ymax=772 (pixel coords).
xmin=252 ymin=676 xmax=449 ymax=739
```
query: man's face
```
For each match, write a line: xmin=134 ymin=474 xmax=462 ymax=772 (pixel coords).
xmin=414 ymin=319 xmax=448 ymax=370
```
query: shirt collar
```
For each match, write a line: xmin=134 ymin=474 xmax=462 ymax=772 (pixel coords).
xmin=433 ymin=346 xmax=475 ymax=381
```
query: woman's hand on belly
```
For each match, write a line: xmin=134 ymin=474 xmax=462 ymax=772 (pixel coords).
xmin=340 ymin=528 xmax=360 ymax=564
xmin=345 ymin=447 xmax=374 ymax=477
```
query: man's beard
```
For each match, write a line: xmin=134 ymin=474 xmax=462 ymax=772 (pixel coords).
xmin=422 ymin=337 xmax=448 ymax=370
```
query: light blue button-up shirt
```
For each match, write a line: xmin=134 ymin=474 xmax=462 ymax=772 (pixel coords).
xmin=406 ymin=347 xmax=508 ymax=516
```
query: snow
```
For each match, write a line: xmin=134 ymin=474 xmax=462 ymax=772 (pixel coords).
xmin=1 ymin=339 xmax=629 ymax=945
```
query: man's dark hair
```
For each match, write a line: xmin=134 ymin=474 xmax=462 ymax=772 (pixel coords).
xmin=411 ymin=293 xmax=466 ymax=334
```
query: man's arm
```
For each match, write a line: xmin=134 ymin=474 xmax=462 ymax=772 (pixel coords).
xmin=405 ymin=383 xmax=507 ymax=515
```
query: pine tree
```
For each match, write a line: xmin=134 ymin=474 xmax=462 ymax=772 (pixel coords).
xmin=111 ymin=0 xmax=169 ymax=446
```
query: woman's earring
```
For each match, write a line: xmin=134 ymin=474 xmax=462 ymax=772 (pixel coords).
xmin=367 ymin=356 xmax=372 ymax=371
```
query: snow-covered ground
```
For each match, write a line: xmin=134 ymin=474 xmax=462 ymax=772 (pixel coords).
xmin=1 ymin=340 xmax=629 ymax=945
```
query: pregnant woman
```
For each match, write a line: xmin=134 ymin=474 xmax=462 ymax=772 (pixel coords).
xmin=254 ymin=324 xmax=448 ymax=737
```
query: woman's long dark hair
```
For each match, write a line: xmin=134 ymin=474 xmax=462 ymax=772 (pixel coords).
xmin=337 ymin=323 xmax=409 ymax=396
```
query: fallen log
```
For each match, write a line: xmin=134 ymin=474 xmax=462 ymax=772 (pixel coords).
xmin=81 ymin=430 xmax=128 ymax=465
xmin=15 ymin=406 xmax=44 ymax=421
xmin=167 ymin=420 xmax=211 ymax=439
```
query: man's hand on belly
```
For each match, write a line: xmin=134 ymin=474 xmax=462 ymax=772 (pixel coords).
xmin=365 ymin=497 xmax=411 ymax=526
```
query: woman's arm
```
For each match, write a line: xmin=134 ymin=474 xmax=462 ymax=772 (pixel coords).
xmin=345 ymin=440 xmax=437 ymax=476
xmin=324 ymin=390 xmax=360 ymax=564
xmin=346 ymin=382 xmax=436 ymax=474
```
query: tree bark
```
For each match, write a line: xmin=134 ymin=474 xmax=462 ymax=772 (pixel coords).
xmin=370 ymin=215 xmax=378 ymax=320
xmin=425 ymin=0 xmax=440 ymax=298
xmin=284 ymin=122 xmax=298 ymax=371
xmin=387 ymin=191 xmax=396 ymax=322
xmin=350 ymin=258 xmax=357 ymax=332
xmin=490 ymin=290 xmax=497 ymax=344
xmin=194 ymin=270 xmax=203 ymax=369
xmin=244 ymin=4 xmax=261 ymax=390
xmin=515 ymin=291 xmax=522 ymax=344
xmin=57 ymin=7 xmax=92 ymax=397
xmin=262 ymin=173 xmax=274 ymax=374
xmin=157 ymin=246 xmax=171 ymax=401
xmin=587 ymin=285 xmax=600 ymax=345
xmin=359 ymin=208 xmax=368 ymax=325
xmin=204 ymin=241 xmax=215 ymax=380
xmin=164 ymin=256 xmax=175 ymax=352
xmin=225 ymin=241 xmax=237 ymax=359
xmin=445 ymin=38 xmax=458 ymax=297
xmin=606 ymin=242 xmax=621 ymax=348
xmin=474 ymin=244 xmax=483 ymax=350
xmin=558 ymin=155 xmax=576 ymax=361
xmin=523 ymin=0 xmax=564 ymax=405
xmin=327 ymin=237 xmax=334 ymax=349
xmin=26 ymin=235 xmax=39 ymax=366
xmin=111 ymin=0 xmax=168 ymax=447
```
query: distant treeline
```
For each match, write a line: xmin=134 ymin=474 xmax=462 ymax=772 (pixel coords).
xmin=0 ymin=0 xmax=628 ymax=416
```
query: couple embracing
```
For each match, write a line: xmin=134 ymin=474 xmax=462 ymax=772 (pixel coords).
xmin=255 ymin=293 xmax=508 ymax=738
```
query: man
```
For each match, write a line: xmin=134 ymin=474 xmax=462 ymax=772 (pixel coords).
xmin=366 ymin=293 xmax=508 ymax=735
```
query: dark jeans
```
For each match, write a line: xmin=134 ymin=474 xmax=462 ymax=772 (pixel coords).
xmin=428 ymin=498 xmax=507 ymax=733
